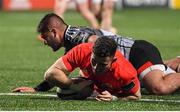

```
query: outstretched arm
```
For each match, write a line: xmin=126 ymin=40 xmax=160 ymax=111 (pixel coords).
xmin=95 ymin=76 xmax=141 ymax=101
xmin=95 ymin=88 xmax=141 ymax=101
xmin=118 ymin=88 xmax=141 ymax=100
xmin=13 ymin=57 xmax=70 ymax=93
xmin=12 ymin=80 xmax=54 ymax=93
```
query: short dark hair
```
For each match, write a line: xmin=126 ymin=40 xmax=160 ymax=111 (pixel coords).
xmin=93 ymin=36 xmax=117 ymax=57
xmin=37 ymin=13 xmax=67 ymax=33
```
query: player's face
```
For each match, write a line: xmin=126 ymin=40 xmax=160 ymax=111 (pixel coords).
xmin=41 ymin=29 xmax=63 ymax=51
xmin=91 ymin=53 xmax=115 ymax=75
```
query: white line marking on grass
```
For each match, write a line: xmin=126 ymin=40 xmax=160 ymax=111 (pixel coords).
xmin=0 ymin=93 xmax=180 ymax=103
xmin=0 ymin=93 xmax=57 ymax=98
xmin=139 ymin=98 xmax=180 ymax=103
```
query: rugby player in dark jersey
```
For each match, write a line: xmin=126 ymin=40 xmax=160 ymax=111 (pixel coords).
xmin=13 ymin=13 xmax=180 ymax=95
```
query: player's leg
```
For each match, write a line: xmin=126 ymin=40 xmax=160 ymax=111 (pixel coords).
xmin=101 ymin=0 xmax=117 ymax=34
xmin=164 ymin=56 xmax=180 ymax=73
xmin=54 ymin=0 xmax=68 ymax=18
xmin=143 ymin=69 xmax=180 ymax=95
xmin=91 ymin=0 xmax=102 ymax=23
xmin=76 ymin=0 xmax=100 ymax=29
xmin=129 ymin=40 xmax=180 ymax=95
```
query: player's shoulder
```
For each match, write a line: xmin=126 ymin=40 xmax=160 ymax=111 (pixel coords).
xmin=64 ymin=43 xmax=93 ymax=64
xmin=114 ymin=65 xmax=137 ymax=81
xmin=76 ymin=43 xmax=93 ymax=48
xmin=73 ymin=43 xmax=93 ymax=52
xmin=113 ymin=51 xmax=137 ymax=80
xmin=77 ymin=42 xmax=93 ymax=47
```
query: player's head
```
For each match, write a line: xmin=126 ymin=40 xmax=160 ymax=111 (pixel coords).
xmin=37 ymin=13 xmax=68 ymax=51
xmin=91 ymin=36 xmax=117 ymax=74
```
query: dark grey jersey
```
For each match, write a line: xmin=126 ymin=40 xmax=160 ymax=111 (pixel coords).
xmin=64 ymin=26 xmax=103 ymax=54
xmin=64 ymin=26 xmax=135 ymax=59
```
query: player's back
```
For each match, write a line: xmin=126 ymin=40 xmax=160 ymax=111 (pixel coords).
xmin=64 ymin=26 xmax=135 ymax=60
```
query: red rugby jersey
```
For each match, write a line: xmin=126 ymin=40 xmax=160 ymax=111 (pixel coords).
xmin=62 ymin=43 xmax=139 ymax=95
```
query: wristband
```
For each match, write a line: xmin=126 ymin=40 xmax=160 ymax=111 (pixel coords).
xmin=34 ymin=80 xmax=53 ymax=92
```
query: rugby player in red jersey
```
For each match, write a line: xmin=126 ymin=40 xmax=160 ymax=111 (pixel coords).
xmin=44 ymin=37 xmax=141 ymax=101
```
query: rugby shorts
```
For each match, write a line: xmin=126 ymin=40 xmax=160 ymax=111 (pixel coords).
xmin=129 ymin=40 xmax=175 ymax=81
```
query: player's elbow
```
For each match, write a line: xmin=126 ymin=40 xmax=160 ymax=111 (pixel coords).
xmin=44 ymin=68 xmax=56 ymax=82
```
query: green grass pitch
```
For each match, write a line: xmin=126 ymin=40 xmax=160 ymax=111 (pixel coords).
xmin=0 ymin=8 xmax=180 ymax=111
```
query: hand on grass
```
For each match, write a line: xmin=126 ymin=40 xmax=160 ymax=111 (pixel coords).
xmin=95 ymin=90 xmax=114 ymax=101
xmin=12 ymin=87 xmax=36 ymax=93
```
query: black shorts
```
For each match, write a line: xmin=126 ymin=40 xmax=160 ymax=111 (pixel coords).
xmin=129 ymin=40 xmax=166 ymax=78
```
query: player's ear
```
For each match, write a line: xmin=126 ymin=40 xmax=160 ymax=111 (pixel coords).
xmin=88 ymin=35 xmax=98 ymax=43
xmin=51 ymin=28 xmax=57 ymax=38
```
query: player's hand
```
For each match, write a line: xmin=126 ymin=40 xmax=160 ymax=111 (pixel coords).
xmin=12 ymin=87 xmax=36 ymax=93
xmin=95 ymin=90 xmax=114 ymax=101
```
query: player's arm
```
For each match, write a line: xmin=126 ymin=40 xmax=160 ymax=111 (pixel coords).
xmin=118 ymin=88 xmax=141 ymax=100
xmin=12 ymin=81 xmax=54 ymax=93
xmin=33 ymin=80 xmax=54 ymax=92
xmin=44 ymin=57 xmax=73 ymax=89
xmin=118 ymin=77 xmax=141 ymax=100
xmin=96 ymin=89 xmax=141 ymax=101
xmin=96 ymin=77 xmax=141 ymax=101
xmin=12 ymin=60 xmax=67 ymax=92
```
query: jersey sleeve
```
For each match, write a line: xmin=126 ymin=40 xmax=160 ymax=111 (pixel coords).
xmin=115 ymin=52 xmax=140 ymax=94
xmin=120 ymin=61 xmax=140 ymax=94
xmin=64 ymin=26 xmax=93 ymax=54
xmin=62 ymin=43 xmax=91 ymax=72
xmin=121 ymin=76 xmax=140 ymax=94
